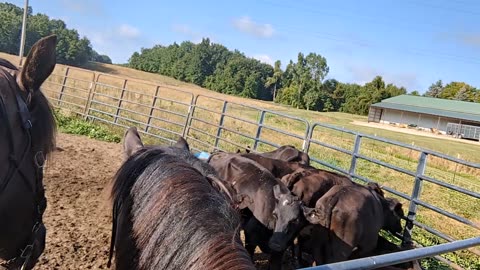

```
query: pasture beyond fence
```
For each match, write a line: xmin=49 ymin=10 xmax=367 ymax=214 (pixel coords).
xmin=42 ymin=66 xmax=480 ymax=269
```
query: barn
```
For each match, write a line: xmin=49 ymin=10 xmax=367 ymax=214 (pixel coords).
xmin=368 ymin=95 xmax=480 ymax=134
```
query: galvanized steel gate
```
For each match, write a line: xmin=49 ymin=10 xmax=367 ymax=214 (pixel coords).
xmin=42 ymin=66 xmax=480 ymax=269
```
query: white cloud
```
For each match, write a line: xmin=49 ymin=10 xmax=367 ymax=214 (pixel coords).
xmin=347 ymin=65 xmax=419 ymax=90
xmin=60 ymin=0 xmax=104 ymax=16
xmin=437 ymin=32 xmax=480 ymax=49
xmin=117 ymin=24 xmax=141 ymax=40
xmin=172 ymin=24 xmax=193 ymax=35
xmin=460 ymin=34 xmax=480 ymax=48
xmin=77 ymin=24 xmax=149 ymax=63
xmin=253 ymin=54 xmax=274 ymax=65
xmin=232 ymin=16 xmax=275 ymax=38
xmin=171 ymin=24 xmax=215 ymax=43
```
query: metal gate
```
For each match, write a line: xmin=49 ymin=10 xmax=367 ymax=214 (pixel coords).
xmin=41 ymin=66 xmax=480 ymax=269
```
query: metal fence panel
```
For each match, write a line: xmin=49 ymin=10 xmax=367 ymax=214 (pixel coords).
xmin=185 ymin=94 xmax=310 ymax=154
xmin=41 ymin=68 xmax=480 ymax=269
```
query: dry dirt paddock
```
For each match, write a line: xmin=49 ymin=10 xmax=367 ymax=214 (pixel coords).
xmin=36 ymin=133 xmax=292 ymax=269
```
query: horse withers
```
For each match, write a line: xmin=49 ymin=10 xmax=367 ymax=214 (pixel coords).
xmin=108 ymin=127 xmax=255 ymax=270
xmin=0 ymin=36 xmax=57 ymax=269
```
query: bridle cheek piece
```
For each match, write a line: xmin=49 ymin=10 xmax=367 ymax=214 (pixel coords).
xmin=0 ymin=67 xmax=47 ymax=270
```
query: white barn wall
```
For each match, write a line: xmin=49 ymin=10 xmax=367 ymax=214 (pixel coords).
xmin=379 ymin=108 xmax=462 ymax=131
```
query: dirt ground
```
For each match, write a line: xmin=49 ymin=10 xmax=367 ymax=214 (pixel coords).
xmin=35 ymin=133 xmax=294 ymax=270
xmin=36 ymin=133 xmax=121 ymax=269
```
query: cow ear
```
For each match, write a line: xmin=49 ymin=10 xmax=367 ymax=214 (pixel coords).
xmin=234 ymin=194 xmax=253 ymax=209
xmin=368 ymin=182 xmax=385 ymax=197
xmin=281 ymin=170 xmax=304 ymax=189
xmin=302 ymin=206 xmax=320 ymax=224
xmin=273 ymin=184 xmax=283 ymax=200
xmin=394 ymin=203 xmax=404 ymax=218
xmin=123 ymin=127 xmax=144 ymax=159
xmin=20 ymin=35 xmax=57 ymax=92
xmin=388 ymin=198 xmax=404 ymax=217
xmin=174 ymin=136 xmax=190 ymax=151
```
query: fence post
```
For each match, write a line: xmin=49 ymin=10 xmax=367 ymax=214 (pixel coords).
xmin=304 ymin=124 xmax=314 ymax=153
xmin=57 ymin=67 xmax=69 ymax=106
xmin=214 ymin=101 xmax=228 ymax=149
xmin=253 ymin=111 xmax=266 ymax=151
xmin=145 ymin=86 xmax=160 ymax=133
xmin=83 ymin=73 xmax=99 ymax=120
xmin=183 ymin=95 xmax=198 ymax=139
xmin=114 ymin=79 xmax=128 ymax=124
xmin=402 ymin=151 xmax=428 ymax=247
xmin=349 ymin=134 xmax=362 ymax=177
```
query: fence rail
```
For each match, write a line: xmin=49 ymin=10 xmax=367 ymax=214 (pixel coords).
xmin=42 ymin=67 xmax=480 ymax=269
xmin=302 ymin=237 xmax=480 ymax=270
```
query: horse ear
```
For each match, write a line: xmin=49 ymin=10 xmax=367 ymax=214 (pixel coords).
xmin=123 ymin=127 xmax=143 ymax=159
xmin=19 ymin=35 xmax=57 ymax=92
xmin=174 ymin=136 xmax=190 ymax=151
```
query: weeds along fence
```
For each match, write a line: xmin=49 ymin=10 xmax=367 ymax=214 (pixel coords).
xmin=42 ymin=66 xmax=480 ymax=269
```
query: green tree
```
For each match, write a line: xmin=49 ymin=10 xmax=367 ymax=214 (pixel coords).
xmin=454 ymin=86 xmax=470 ymax=101
xmin=441 ymin=82 xmax=475 ymax=101
xmin=0 ymin=2 xmax=106 ymax=66
xmin=410 ymin=90 xmax=420 ymax=96
xmin=265 ymin=60 xmax=283 ymax=100
xmin=425 ymin=80 xmax=444 ymax=98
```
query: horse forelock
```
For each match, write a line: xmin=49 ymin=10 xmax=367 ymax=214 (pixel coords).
xmin=111 ymin=148 xmax=249 ymax=269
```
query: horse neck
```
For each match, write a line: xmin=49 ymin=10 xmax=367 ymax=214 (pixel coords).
xmin=191 ymin=234 xmax=254 ymax=270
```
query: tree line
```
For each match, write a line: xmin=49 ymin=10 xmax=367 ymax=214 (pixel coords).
xmin=0 ymin=2 xmax=111 ymax=66
xmin=423 ymin=80 xmax=480 ymax=102
xmin=129 ymin=39 xmax=275 ymax=100
xmin=3 ymin=2 xmax=478 ymax=115
xmin=128 ymin=39 xmax=410 ymax=115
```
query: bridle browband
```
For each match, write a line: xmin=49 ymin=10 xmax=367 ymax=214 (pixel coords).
xmin=0 ymin=65 xmax=47 ymax=270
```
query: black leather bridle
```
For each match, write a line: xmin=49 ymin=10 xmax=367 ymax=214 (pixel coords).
xmin=0 ymin=66 xmax=47 ymax=270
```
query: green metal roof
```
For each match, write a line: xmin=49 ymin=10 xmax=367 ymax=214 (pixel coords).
xmin=371 ymin=95 xmax=480 ymax=123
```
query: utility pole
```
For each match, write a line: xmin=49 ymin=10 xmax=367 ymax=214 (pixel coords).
xmin=19 ymin=0 xmax=29 ymax=67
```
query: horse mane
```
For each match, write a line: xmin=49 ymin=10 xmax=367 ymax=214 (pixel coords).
xmin=0 ymin=58 xmax=56 ymax=157
xmin=111 ymin=147 xmax=249 ymax=270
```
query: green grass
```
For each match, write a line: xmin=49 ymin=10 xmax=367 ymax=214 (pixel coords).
xmin=54 ymin=110 xmax=121 ymax=143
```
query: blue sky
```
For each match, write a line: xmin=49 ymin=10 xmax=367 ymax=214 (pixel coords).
xmin=7 ymin=0 xmax=480 ymax=92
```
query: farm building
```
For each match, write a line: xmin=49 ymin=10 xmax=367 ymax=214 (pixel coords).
xmin=368 ymin=95 xmax=480 ymax=136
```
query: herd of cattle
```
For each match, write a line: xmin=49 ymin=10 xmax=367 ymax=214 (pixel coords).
xmin=108 ymin=127 xmax=423 ymax=270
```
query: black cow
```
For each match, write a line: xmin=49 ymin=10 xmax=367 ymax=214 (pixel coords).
xmin=208 ymin=152 xmax=306 ymax=270
xmin=239 ymin=145 xmax=310 ymax=165
xmin=300 ymin=183 xmax=405 ymax=266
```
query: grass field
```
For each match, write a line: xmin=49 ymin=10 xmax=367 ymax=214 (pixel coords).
xmin=2 ymin=52 xmax=479 ymax=269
